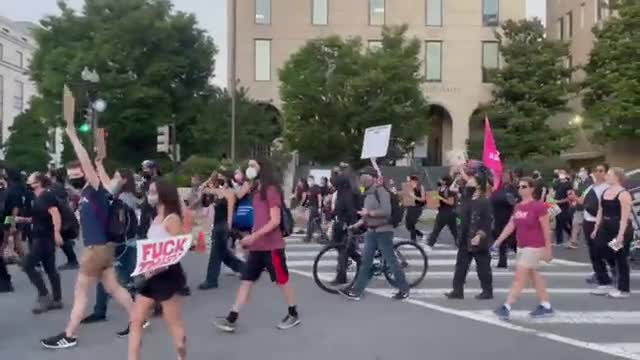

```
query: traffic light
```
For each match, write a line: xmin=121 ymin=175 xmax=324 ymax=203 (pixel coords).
xmin=79 ymin=123 xmax=91 ymax=133
xmin=157 ymin=125 xmax=170 ymax=153
xmin=79 ymin=108 xmax=91 ymax=133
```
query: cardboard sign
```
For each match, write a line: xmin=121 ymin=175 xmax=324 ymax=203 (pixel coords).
xmin=131 ymin=234 xmax=193 ymax=276
xmin=96 ymin=128 xmax=107 ymax=159
xmin=361 ymin=125 xmax=392 ymax=159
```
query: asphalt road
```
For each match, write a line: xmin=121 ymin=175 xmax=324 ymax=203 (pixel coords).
xmin=0 ymin=225 xmax=638 ymax=360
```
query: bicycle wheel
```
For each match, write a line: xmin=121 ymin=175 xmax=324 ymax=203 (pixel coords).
xmin=313 ymin=244 xmax=360 ymax=294
xmin=384 ymin=241 xmax=428 ymax=288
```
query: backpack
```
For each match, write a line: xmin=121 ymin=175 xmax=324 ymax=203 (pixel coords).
xmin=57 ymin=197 xmax=79 ymax=241
xmin=232 ymin=195 xmax=254 ymax=231
xmin=279 ymin=197 xmax=294 ymax=237
xmin=374 ymin=186 xmax=405 ymax=228
xmin=106 ymin=198 xmax=137 ymax=244
xmin=583 ymin=186 xmax=599 ymax=218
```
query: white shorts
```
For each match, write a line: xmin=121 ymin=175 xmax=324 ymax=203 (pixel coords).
xmin=516 ymin=247 xmax=545 ymax=269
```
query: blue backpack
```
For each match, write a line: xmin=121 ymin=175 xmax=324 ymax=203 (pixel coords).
xmin=233 ymin=195 xmax=254 ymax=231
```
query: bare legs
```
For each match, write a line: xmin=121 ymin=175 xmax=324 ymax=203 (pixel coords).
xmin=128 ymin=295 xmax=186 ymax=360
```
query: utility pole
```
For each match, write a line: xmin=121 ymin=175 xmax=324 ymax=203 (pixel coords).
xmin=230 ymin=0 xmax=237 ymax=162
xmin=171 ymin=121 xmax=178 ymax=179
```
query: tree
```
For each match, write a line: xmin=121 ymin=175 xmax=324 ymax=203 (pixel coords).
xmin=30 ymin=0 xmax=217 ymax=166
xmin=188 ymin=87 xmax=281 ymax=160
xmin=582 ymin=1 xmax=640 ymax=142
xmin=279 ymin=25 xmax=429 ymax=164
xmin=3 ymin=97 xmax=51 ymax=172
xmin=473 ymin=19 xmax=575 ymax=160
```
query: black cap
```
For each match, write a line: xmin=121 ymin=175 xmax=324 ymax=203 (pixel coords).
xmin=359 ymin=166 xmax=379 ymax=178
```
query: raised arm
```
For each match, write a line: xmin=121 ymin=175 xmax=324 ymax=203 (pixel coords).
xmin=94 ymin=158 xmax=112 ymax=191
xmin=63 ymin=86 xmax=100 ymax=189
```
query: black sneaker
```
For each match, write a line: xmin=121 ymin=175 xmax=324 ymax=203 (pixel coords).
xmin=444 ymin=291 xmax=464 ymax=299
xmin=33 ymin=296 xmax=53 ymax=315
xmin=117 ymin=320 xmax=150 ymax=337
xmin=81 ymin=313 xmax=107 ymax=324
xmin=214 ymin=318 xmax=237 ymax=333
xmin=338 ymin=289 xmax=361 ymax=301
xmin=41 ymin=332 xmax=77 ymax=349
xmin=58 ymin=262 xmax=79 ymax=271
xmin=197 ymin=282 xmax=218 ymax=290
xmin=475 ymin=292 xmax=494 ymax=300
xmin=391 ymin=291 xmax=409 ymax=300
xmin=179 ymin=286 xmax=191 ymax=296
xmin=48 ymin=300 xmax=64 ymax=311
xmin=276 ymin=315 xmax=301 ymax=330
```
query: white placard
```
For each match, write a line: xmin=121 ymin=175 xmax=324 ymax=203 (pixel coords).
xmin=361 ymin=124 xmax=392 ymax=159
xmin=309 ymin=169 xmax=332 ymax=183
xmin=131 ymin=234 xmax=193 ymax=276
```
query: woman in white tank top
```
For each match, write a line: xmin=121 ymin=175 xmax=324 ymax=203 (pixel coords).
xmin=128 ymin=179 xmax=187 ymax=360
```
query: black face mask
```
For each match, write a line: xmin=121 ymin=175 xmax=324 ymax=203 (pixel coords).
xmin=70 ymin=177 xmax=86 ymax=189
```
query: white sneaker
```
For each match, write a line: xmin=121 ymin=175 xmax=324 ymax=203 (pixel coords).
xmin=423 ymin=245 xmax=433 ymax=253
xmin=591 ymin=285 xmax=613 ymax=296
xmin=608 ymin=290 xmax=631 ymax=299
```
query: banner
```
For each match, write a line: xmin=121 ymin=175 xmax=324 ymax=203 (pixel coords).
xmin=131 ymin=234 xmax=193 ymax=276
xmin=482 ymin=116 xmax=503 ymax=190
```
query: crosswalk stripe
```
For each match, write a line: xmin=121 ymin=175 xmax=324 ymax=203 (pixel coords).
xmin=600 ymin=344 xmax=640 ymax=355
xmin=310 ymin=270 xmax=638 ymax=278
xmin=468 ymin=311 xmax=640 ymax=324
xmin=287 ymin=259 xmax=590 ymax=267
xmin=284 ymin=250 xmax=452 ymax=257
xmin=369 ymin=288 xmax=600 ymax=297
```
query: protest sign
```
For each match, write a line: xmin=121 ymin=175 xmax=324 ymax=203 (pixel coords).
xmin=131 ymin=234 xmax=193 ymax=276
xmin=361 ymin=125 xmax=392 ymax=159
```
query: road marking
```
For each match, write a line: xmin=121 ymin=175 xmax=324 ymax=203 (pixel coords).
xmin=311 ymin=270 xmax=631 ymax=278
xmin=601 ymin=344 xmax=640 ymax=355
xmin=370 ymin=288 xmax=603 ymax=297
xmin=289 ymin=268 xmax=640 ymax=360
xmin=285 ymin=250 xmax=454 ymax=257
xmin=470 ymin=311 xmax=640 ymax=324
xmin=289 ymin=259 xmax=590 ymax=267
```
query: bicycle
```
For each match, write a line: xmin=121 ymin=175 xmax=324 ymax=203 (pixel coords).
xmin=312 ymin=228 xmax=428 ymax=294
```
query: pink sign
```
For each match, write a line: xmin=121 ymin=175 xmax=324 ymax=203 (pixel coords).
xmin=131 ymin=234 xmax=193 ymax=276
xmin=482 ymin=115 xmax=503 ymax=190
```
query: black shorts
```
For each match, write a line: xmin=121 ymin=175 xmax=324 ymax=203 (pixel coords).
xmin=241 ymin=249 xmax=289 ymax=285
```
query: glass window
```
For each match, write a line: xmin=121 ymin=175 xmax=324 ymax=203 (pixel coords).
xmin=255 ymin=39 xmax=271 ymax=81
xmin=425 ymin=41 xmax=442 ymax=82
xmin=0 ymin=75 xmax=3 ymax=142
xmin=482 ymin=42 xmax=499 ymax=83
xmin=255 ymin=0 xmax=271 ymax=24
xmin=14 ymin=80 xmax=24 ymax=111
xmin=16 ymin=51 xmax=23 ymax=68
xmin=369 ymin=0 xmax=385 ymax=26
xmin=312 ymin=0 xmax=328 ymax=25
xmin=567 ymin=11 xmax=573 ymax=38
xmin=580 ymin=3 xmax=585 ymax=29
xmin=426 ymin=0 xmax=442 ymax=26
xmin=482 ymin=0 xmax=499 ymax=26
xmin=558 ymin=17 xmax=564 ymax=40
xmin=368 ymin=40 xmax=383 ymax=50
xmin=0 ymin=44 xmax=3 ymax=60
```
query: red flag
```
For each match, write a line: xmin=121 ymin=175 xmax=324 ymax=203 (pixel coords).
xmin=482 ymin=115 xmax=503 ymax=190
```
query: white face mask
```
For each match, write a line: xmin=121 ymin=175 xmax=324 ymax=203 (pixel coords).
xmin=245 ymin=167 xmax=258 ymax=180
xmin=147 ymin=194 xmax=159 ymax=207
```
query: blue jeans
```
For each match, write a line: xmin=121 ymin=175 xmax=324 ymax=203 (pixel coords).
xmin=352 ymin=231 xmax=409 ymax=295
xmin=93 ymin=243 xmax=136 ymax=317
xmin=204 ymin=226 xmax=245 ymax=286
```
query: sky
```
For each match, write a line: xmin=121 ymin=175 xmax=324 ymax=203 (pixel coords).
xmin=1 ymin=0 xmax=546 ymax=88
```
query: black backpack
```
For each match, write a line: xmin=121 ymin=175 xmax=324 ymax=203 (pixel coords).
xmin=57 ymin=196 xmax=79 ymax=241
xmin=279 ymin=193 xmax=294 ymax=237
xmin=107 ymin=198 xmax=137 ymax=244
xmin=374 ymin=186 xmax=405 ymax=228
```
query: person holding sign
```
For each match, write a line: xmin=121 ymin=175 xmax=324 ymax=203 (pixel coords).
xmin=42 ymin=86 xmax=134 ymax=350
xmin=214 ymin=158 xmax=301 ymax=333
xmin=128 ymin=178 xmax=187 ymax=360
xmin=590 ymin=167 xmax=633 ymax=299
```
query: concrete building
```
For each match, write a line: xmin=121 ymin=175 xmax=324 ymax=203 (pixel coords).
xmin=546 ymin=0 xmax=638 ymax=169
xmin=0 ymin=16 xmax=62 ymax=165
xmin=229 ymin=0 xmax=527 ymax=165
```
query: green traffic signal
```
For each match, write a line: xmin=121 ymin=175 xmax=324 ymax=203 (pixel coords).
xmin=79 ymin=123 xmax=91 ymax=133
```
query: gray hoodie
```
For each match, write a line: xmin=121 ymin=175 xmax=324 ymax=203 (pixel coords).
xmin=362 ymin=185 xmax=392 ymax=232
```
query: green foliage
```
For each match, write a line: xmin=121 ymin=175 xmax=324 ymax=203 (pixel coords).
xmin=4 ymin=97 xmax=51 ymax=172
xmin=279 ymin=25 xmax=429 ymax=164
xmin=477 ymin=19 xmax=575 ymax=161
xmin=582 ymin=1 xmax=640 ymax=142
xmin=30 ymin=0 xmax=217 ymax=166
xmin=188 ymin=87 xmax=281 ymax=160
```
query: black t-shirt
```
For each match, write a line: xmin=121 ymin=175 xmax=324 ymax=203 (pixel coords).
xmin=438 ymin=187 xmax=456 ymax=211
xmin=308 ymin=185 xmax=322 ymax=208
xmin=3 ymin=184 xmax=26 ymax=220
xmin=554 ymin=181 xmax=573 ymax=209
xmin=32 ymin=190 xmax=58 ymax=240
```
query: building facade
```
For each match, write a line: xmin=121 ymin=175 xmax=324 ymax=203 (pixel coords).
xmin=546 ymin=0 xmax=638 ymax=169
xmin=0 ymin=16 xmax=62 ymax=165
xmin=229 ymin=0 xmax=527 ymax=165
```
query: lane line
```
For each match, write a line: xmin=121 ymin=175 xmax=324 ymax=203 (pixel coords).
xmin=470 ymin=311 xmax=640 ymax=325
xmin=371 ymin=288 xmax=602 ymax=297
xmin=310 ymin=271 xmax=639 ymax=278
xmin=286 ymin=259 xmax=591 ymax=267
xmin=289 ymin=269 xmax=640 ymax=360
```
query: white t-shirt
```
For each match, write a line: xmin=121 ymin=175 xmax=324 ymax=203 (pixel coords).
xmin=583 ymin=182 xmax=610 ymax=222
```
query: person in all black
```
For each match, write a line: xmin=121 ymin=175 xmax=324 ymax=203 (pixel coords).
xmin=445 ymin=165 xmax=494 ymax=300
xmin=405 ymin=175 xmax=426 ymax=242
xmin=48 ymin=168 xmax=79 ymax=270
xmin=330 ymin=174 xmax=361 ymax=285
xmin=426 ymin=175 xmax=458 ymax=249
xmin=304 ymin=176 xmax=323 ymax=243
xmin=3 ymin=168 xmax=28 ymax=264
xmin=198 ymin=171 xmax=246 ymax=290
xmin=491 ymin=171 xmax=519 ymax=268
xmin=23 ymin=172 xmax=64 ymax=314
xmin=0 ymin=172 xmax=13 ymax=292
xmin=590 ymin=167 xmax=633 ymax=298
xmin=553 ymin=170 xmax=573 ymax=245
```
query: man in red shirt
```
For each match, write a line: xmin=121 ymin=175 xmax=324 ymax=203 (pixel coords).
xmin=215 ymin=159 xmax=300 ymax=333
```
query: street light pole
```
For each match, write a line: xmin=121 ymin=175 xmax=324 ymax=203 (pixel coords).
xmin=230 ymin=0 xmax=237 ymax=162
xmin=171 ymin=120 xmax=177 ymax=179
